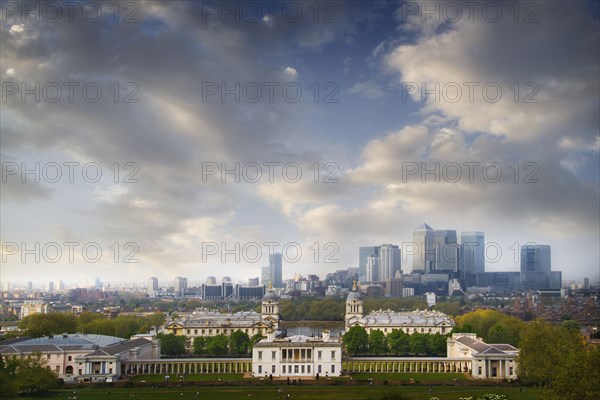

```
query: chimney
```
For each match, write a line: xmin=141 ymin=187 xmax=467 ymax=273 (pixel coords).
xmin=267 ymin=330 xmax=275 ymax=342
xmin=322 ymin=330 xmax=330 ymax=342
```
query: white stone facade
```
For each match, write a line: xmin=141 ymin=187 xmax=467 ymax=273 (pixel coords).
xmin=252 ymin=331 xmax=342 ymax=378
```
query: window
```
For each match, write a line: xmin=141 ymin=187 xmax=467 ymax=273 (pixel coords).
xmin=109 ymin=368 xmax=112 ymax=374
xmin=301 ymin=365 xmax=305 ymax=373
xmin=509 ymin=367 xmax=514 ymax=375
xmin=272 ymin=351 xmax=276 ymax=359
xmin=78 ymin=369 xmax=82 ymax=375
xmin=307 ymin=365 xmax=310 ymax=373
xmin=318 ymin=365 xmax=322 ymax=373
xmin=317 ymin=351 xmax=322 ymax=359
xmin=194 ymin=329 xmax=198 ymax=334
xmin=478 ymin=367 xmax=482 ymax=375
xmin=331 ymin=365 xmax=335 ymax=373
xmin=331 ymin=351 xmax=336 ymax=359
xmin=294 ymin=365 xmax=299 ymax=373
xmin=258 ymin=351 xmax=262 ymax=360
xmin=272 ymin=365 xmax=276 ymax=373
xmin=283 ymin=365 xmax=286 ymax=374
xmin=68 ymin=356 xmax=72 ymax=361
xmin=187 ymin=329 xmax=190 ymax=334
xmin=258 ymin=365 xmax=262 ymax=374
xmin=55 ymin=366 xmax=60 ymax=372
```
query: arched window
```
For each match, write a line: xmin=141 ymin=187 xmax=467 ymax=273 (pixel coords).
xmin=65 ymin=365 xmax=74 ymax=374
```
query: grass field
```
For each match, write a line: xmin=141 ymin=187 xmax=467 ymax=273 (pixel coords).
xmin=129 ymin=373 xmax=245 ymax=382
xmin=17 ymin=386 xmax=541 ymax=400
xmin=349 ymin=373 xmax=469 ymax=381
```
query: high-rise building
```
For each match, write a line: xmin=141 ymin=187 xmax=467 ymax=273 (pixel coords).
xmin=379 ymin=244 xmax=401 ymax=282
xmin=58 ymin=280 xmax=65 ymax=291
xmin=583 ymin=277 xmax=590 ymax=289
xmin=174 ymin=276 xmax=188 ymax=296
xmin=520 ymin=244 xmax=552 ymax=290
xmin=412 ymin=223 xmax=435 ymax=273
xmin=94 ymin=277 xmax=102 ymax=290
xmin=269 ymin=253 xmax=283 ymax=288
xmin=47 ymin=281 xmax=54 ymax=293
xmin=366 ymin=255 xmax=380 ymax=282
xmin=460 ymin=231 xmax=485 ymax=287
xmin=261 ymin=266 xmax=270 ymax=286
xmin=359 ymin=246 xmax=380 ymax=282
xmin=147 ymin=277 xmax=158 ymax=297
xmin=206 ymin=276 xmax=217 ymax=285
xmin=248 ymin=277 xmax=260 ymax=286
xmin=432 ymin=230 xmax=458 ymax=272
xmin=27 ymin=281 xmax=33 ymax=292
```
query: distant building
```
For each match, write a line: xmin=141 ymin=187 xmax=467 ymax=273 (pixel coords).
xmin=174 ymin=276 xmax=188 ymax=296
xmin=269 ymin=253 xmax=283 ymax=288
xmin=379 ymin=244 xmax=401 ymax=282
xmin=460 ymin=232 xmax=485 ymax=285
xmin=359 ymin=246 xmax=380 ymax=282
xmin=164 ymin=285 xmax=279 ymax=351
xmin=366 ymin=255 xmax=380 ymax=282
xmin=344 ymin=283 xmax=454 ymax=334
xmin=19 ymin=300 xmax=52 ymax=319
xmin=413 ymin=223 xmax=435 ymax=273
xmin=147 ymin=277 xmax=158 ymax=297
xmin=520 ymin=244 xmax=555 ymax=290
xmin=433 ymin=230 xmax=458 ymax=272
xmin=252 ymin=330 xmax=341 ymax=378
xmin=206 ymin=276 xmax=217 ymax=285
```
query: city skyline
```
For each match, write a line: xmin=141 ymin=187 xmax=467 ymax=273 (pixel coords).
xmin=2 ymin=2 xmax=598 ymax=285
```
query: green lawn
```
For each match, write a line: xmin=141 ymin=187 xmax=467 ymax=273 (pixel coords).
xmin=129 ymin=373 xmax=244 ymax=382
xmin=349 ymin=373 xmax=469 ymax=382
xmin=18 ymin=386 xmax=541 ymax=400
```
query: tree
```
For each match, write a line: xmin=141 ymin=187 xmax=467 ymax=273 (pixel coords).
xmin=229 ymin=330 xmax=251 ymax=355
xmin=387 ymin=329 xmax=410 ymax=355
xmin=19 ymin=313 xmax=77 ymax=337
xmin=13 ymin=354 xmax=59 ymax=394
xmin=517 ymin=318 xmax=600 ymax=400
xmin=343 ymin=326 xmax=368 ymax=355
xmin=427 ymin=333 xmax=447 ymax=356
xmin=158 ymin=333 xmax=186 ymax=356
xmin=250 ymin=333 xmax=265 ymax=346
xmin=193 ymin=337 xmax=206 ymax=355
xmin=0 ymin=354 xmax=18 ymax=397
xmin=368 ymin=330 xmax=386 ymax=355
xmin=206 ymin=334 xmax=229 ymax=357
xmin=409 ymin=333 xmax=429 ymax=355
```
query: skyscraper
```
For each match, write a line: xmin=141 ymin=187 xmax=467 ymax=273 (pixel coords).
xmin=460 ymin=231 xmax=485 ymax=286
xmin=366 ymin=255 xmax=380 ymax=282
xmin=94 ymin=277 xmax=102 ymax=290
xmin=520 ymin=244 xmax=552 ymax=290
xmin=47 ymin=281 xmax=54 ymax=293
xmin=174 ymin=276 xmax=188 ymax=296
xmin=269 ymin=253 xmax=283 ymax=288
xmin=359 ymin=246 xmax=380 ymax=282
xmin=412 ymin=223 xmax=435 ymax=273
xmin=147 ymin=277 xmax=158 ymax=297
xmin=261 ymin=266 xmax=270 ymax=286
xmin=432 ymin=230 xmax=458 ymax=272
xmin=379 ymin=244 xmax=401 ymax=282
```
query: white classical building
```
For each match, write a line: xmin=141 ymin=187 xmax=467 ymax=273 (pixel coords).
xmin=447 ymin=333 xmax=519 ymax=379
xmin=164 ymin=285 xmax=280 ymax=350
xmin=345 ymin=283 xmax=455 ymax=334
xmin=252 ymin=330 xmax=342 ymax=378
xmin=0 ymin=333 xmax=160 ymax=382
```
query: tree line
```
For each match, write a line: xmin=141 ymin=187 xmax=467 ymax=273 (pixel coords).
xmin=157 ymin=331 xmax=265 ymax=357
xmin=342 ymin=326 xmax=447 ymax=356
xmin=15 ymin=311 xmax=166 ymax=339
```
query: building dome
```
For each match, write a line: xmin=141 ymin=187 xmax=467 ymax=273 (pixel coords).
xmin=347 ymin=280 xmax=361 ymax=302
xmin=347 ymin=290 xmax=361 ymax=302
xmin=263 ymin=283 xmax=278 ymax=301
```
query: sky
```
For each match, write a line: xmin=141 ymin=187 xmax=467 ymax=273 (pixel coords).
xmin=1 ymin=1 xmax=599 ymax=286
